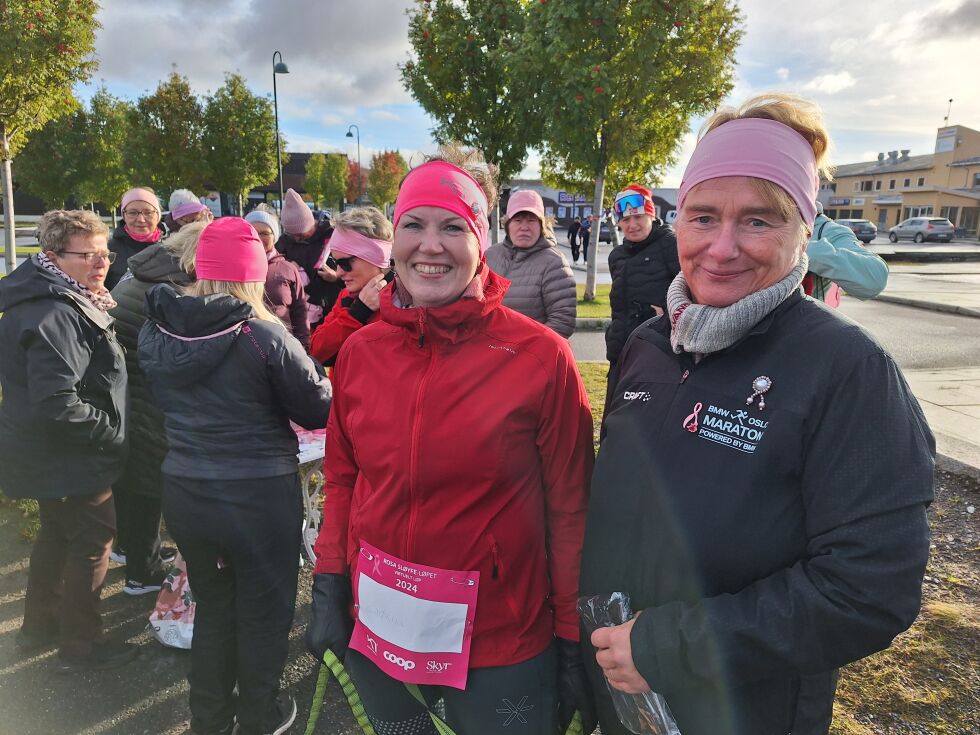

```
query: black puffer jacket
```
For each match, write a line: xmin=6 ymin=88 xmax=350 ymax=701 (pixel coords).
xmin=109 ymin=245 xmax=193 ymax=497
xmin=138 ymin=284 xmax=331 ymax=482
xmin=0 ymin=257 xmax=128 ymax=499
xmin=275 ymin=214 xmax=342 ymax=314
xmin=605 ymin=222 xmax=679 ymax=363
xmin=107 ymin=224 xmax=167 ymax=290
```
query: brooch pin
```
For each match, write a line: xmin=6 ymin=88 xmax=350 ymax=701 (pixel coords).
xmin=746 ymin=376 xmax=772 ymax=410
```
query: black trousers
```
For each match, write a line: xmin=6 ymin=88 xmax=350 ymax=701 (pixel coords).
xmin=23 ymin=488 xmax=115 ymax=656
xmin=113 ymin=483 xmax=164 ymax=581
xmin=346 ymin=644 xmax=558 ymax=735
xmin=162 ymin=473 xmax=302 ymax=735
xmin=569 ymin=233 xmax=579 ymax=262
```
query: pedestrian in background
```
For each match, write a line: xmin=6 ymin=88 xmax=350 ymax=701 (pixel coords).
xmin=579 ymin=215 xmax=592 ymax=264
xmin=107 ymin=187 xmax=165 ymax=290
xmin=165 ymin=189 xmax=212 ymax=233
xmin=805 ymin=201 xmax=888 ymax=305
xmin=0 ymin=210 xmax=134 ymax=671
xmin=139 ymin=217 xmax=332 ymax=735
xmin=568 ymin=215 xmax=582 ymax=262
xmin=486 ymin=189 xmax=577 ymax=337
xmin=108 ymin=221 xmax=207 ymax=596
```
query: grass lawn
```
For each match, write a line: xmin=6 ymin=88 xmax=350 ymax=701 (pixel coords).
xmin=0 ymin=246 xmax=40 ymax=257
xmin=576 ymin=283 xmax=611 ymax=319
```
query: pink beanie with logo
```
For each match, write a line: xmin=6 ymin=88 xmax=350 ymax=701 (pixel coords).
xmin=280 ymin=188 xmax=315 ymax=235
xmin=194 ymin=218 xmax=268 ymax=283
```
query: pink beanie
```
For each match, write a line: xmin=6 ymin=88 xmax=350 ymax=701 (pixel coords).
xmin=194 ymin=218 xmax=268 ymax=283
xmin=280 ymin=188 xmax=315 ymax=235
xmin=506 ymin=190 xmax=545 ymax=222
xmin=121 ymin=187 xmax=159 ymax=212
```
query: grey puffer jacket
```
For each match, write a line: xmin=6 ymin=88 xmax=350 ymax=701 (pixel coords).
xmin=485 ymin=235 xmax=577 ymax=338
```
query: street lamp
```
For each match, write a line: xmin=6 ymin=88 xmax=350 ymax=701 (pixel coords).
xmin=346 ymin=124 xmax=361 ymax=203
xmin=272 ymin=51 xmax=289 ymax=208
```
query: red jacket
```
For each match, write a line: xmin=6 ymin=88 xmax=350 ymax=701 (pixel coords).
xmin=313 ymin=268 xmax=594 ymax=668
xmin=309 ymin=288 xmax=381 ymax=378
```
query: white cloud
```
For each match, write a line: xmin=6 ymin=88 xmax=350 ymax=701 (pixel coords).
xmin=802 ymin=72 xmax=857 ymax=95
xmin=370 ymin=110 xmax=401 ymax=121
xmin=776 ymin=67 xmax=789 ymax=81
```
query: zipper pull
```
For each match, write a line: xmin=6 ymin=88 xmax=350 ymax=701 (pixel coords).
xmin=417 ymin=311 xmax=426 ymax=348
xmin=491 ymin=542 xmax=499 ymax=579
xmin=680 ymin=369 xmax=690 ymax=384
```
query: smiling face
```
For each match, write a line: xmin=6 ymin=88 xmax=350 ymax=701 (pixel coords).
xmin=618 ymin=213 xmax=654 ymax=242
xmin=121 ymin=198 xmax=160 ymax=235
xmin=393 ymin=206 xmax=481 ymax=308
xmin=675 ymin=176 xmax=806 ymax=307
xmin=506 ymin=211 xmax=542 ymax=248
xmin=47 ymin=234 xmax=111 ymax=292
xmin=332 ymin=248 xmax=384 ymax=295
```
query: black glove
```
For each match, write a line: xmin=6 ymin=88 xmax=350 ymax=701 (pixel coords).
xmin=305 ymin=573 xmax=354 ymax=662
xmin=556 ymin=637 xmax=597 ymax=735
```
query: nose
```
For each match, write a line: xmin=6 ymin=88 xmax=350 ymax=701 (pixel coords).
xmin=705 ymin=219 xmax=740 ymax=261
xmin=417 ymin=225 xmax=444 ymax=253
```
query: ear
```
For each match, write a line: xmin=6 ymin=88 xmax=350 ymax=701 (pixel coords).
xmin=44 ymin=250 xmax=59 ymax=260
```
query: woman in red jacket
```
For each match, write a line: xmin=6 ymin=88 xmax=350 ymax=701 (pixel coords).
xmin=309 ymin=207 xmax=392 ymax=376
xmin=306 ymin=149 xmax=596 ymax=735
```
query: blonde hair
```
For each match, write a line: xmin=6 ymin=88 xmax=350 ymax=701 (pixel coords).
xmin=421 ymin=144 xmax=499 ymax=212
xmin=163 ymin=220 xmax=208 ymax=276
xmin=38 ymin=210 xmax=110 ymax=253
xmin=333 ymin=206 xmax=393 ymax=241
xmin=700 ymin=92 xmax=832 ymax=238
xmin=184 ymin=279 xmax=281 ymax=325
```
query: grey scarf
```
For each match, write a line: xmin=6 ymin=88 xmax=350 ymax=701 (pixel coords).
xmin=667 ymin=253 xmax=808 ymax=357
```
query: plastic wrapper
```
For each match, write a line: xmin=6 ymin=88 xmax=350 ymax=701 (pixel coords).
xmin=578 ymin=593 xmax=681 ymax=735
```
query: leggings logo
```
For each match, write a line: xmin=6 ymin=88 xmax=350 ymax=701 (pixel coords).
xmin=384 ymin=650 xmax=416 ymax=671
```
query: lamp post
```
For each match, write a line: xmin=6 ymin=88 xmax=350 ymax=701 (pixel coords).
xmin=346 ymin=124 xmax=361 ymax=203
xmin=272 ymin=51 xmax=289 ymax=208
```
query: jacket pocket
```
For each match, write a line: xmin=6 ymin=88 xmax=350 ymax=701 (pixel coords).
xmin=487 ymin=534 xmax=523 ymax=622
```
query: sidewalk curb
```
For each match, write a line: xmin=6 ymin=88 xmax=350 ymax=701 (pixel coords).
xmin=874 ymin=295 xmax=980 ymax=319
xmin=936 ymin=453 xmax=980 ymax=483
xmin=576 ymin=317 xmax=610 ymax=331
xmin=878 ymin=251 xmax=980 ymax=264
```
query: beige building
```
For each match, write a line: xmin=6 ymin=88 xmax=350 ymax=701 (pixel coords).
xmin=820 ymin=124 xmax=980 ymax=238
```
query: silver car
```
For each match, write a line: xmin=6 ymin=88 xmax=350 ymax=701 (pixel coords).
xmin=888 ymin=217 xmax=955 ymax=243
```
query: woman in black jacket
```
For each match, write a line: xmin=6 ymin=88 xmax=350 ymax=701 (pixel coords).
xmin=106 ymin=187 xmax=166 ymax=290
xmin=0 ymin=210 xmax=135 ymax=672
xmin=139 ymin=217 xmax=331 ymax=735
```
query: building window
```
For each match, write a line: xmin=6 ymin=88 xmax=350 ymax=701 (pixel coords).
xmin=826 ymin=209 xmax=837 ymax=219
xmin=889 ymin=179 xmax=896 ymax=190
xmin=903 ymin=178 xmax=911 ymax=187
xmin=917 ymin=177 xmax=925 ymax=187
xmin=853 ymin=182 xmax=861 ymax=192
xmin=860 ymin=180 xmax=874 ymax=192
xmin=875 ymin=180 xmax=882 ymax=191
xmin=973 ymin=173 xmax=980 ymax=188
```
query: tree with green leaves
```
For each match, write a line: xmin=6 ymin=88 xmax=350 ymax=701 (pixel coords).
xmin=401 ymin=0 xmax=543 ymax=240
xmin=367 ymin=150 xmax=408 ymax=212
xmin=304 ymin=153 xmax=327 ymax=209
xmin=16 ymin=105 xmax=86 ymax=209
xmin=76 ymin=87 xmax=134 ymax=223
xmin=517 ymin=0 xmax=742 ymax=299
xmin=202 ymin=73 xmax=281 ymax=215
xmin=126 ymin=70 xmax=207 ymax=195
xmin=0 ymin=0 xmax=100 ymax=269
xmin=321 ymin=153 xmax=348 ymax=213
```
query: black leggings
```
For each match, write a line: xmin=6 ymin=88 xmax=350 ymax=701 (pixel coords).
xmin=346 ymin=644 xmax=558 ymax=735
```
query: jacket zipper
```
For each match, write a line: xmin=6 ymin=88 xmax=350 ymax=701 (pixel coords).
xmin=417 ymin=310 xmax=426 ymax=348
xmin=489 ymin=536 xmax=500 ymax=579
xmin=407 ymin=314 xmax=436 ymax=558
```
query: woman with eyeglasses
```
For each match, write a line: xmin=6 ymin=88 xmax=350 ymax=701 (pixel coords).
xmin=308 ymin=207 xmax=392 ymax=376
xmin=246 ymin=209 xmax=311 ymax=352
xmin=0 ymin=210 xmax=135 ymax=672
xmin=106 ymin=187 xmax=166 ymax=290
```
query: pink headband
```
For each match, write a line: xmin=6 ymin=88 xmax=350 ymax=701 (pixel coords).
xmin=678 ymin=118 xmax=819 ymax=227
xmin=329 ymin=226 xmax=392 ymax=269
xmin=394 ymin=161 xmax=490 ymax=255
xmin=171 ymin=201 xmax=207 ymax=220
xmin=121 ymin=188 xmax=159 ymax=212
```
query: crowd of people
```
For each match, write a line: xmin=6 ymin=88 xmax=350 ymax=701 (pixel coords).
xmin=0 ymin=91 xmax=935 ymax=735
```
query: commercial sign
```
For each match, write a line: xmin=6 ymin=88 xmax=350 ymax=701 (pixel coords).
xmin=558 ymin=192 xmax=588 ymax=204
xmin=828 ymin=197 xmax=850 ymax=206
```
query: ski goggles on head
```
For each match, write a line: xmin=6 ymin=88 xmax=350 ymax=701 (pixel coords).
xmin=613 ymin=191 xmax=650 ymax=218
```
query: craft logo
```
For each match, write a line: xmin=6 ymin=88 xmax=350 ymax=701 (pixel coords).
xmin=683 ymin=402 xmax=768 ymax=454
xmin=384 ymin=650 xmax=416 ymax=671
xmin=623 ymin=390 xmax=651 ymax=402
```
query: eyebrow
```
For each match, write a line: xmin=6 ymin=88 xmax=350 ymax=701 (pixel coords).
xmin=684 ymin=203 xmax=784 ymax=219
xmin=402 ymin=212 xmax=467 ymax=226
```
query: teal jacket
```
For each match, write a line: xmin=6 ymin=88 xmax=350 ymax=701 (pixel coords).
xmin=807 ymin=214 xmax=889 ymax=300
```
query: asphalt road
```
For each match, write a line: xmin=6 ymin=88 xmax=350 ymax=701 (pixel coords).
xmin=571 ymin=297 xmax=980 ymax=369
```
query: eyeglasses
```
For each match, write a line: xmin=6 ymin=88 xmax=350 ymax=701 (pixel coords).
xmin=613 ymin=192 xmax=648 ymax=218
xmin=123 ymin=209 xmax=158 ymax=220
xmin=60 ymin=251 xmax=117 ymax=263
xmin=334 ymin=256 xmax=358 ymax=272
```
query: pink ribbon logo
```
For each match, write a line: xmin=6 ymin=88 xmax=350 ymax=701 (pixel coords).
xmin=682 ymin=402 xmax=703 ymax=433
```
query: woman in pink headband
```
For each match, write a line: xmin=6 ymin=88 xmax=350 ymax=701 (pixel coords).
xmin=581 ymin=94 xmax=934 ymax=735
xmin=306 ymin=147 xmax=596 ymax=735
xmin=106 ymin=186 xmax=163 ymax=290
xmin=309 ymin=206 xmax=393 ymax=376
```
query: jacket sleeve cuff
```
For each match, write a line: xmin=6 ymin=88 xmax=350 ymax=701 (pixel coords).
xmin=347 ymin=298 xmax=375 ymax=325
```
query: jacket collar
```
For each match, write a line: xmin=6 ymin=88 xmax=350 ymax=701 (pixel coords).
xmin=623 ymin=221 xmax=668 ymax=252
xmin=380 ymin=266 xmax=509 ymax=345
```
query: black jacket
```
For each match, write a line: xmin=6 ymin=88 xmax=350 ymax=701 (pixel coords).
xmin=0 ymin=257 xmax=128 ymax=499
xmin=275 ymin=214 xmax=342 ymax=313
xmin=605 ymin=223 xmax=680 ymax=363
xmin=107 ymin=224 xmax=166 ymax=291
xmin=109 ymin=245 xmax=193 ymax=497
xmin=581 ymin=293 xmax=934 ymax=735
xmin=137 ymin=284 xmax=331 ymax=482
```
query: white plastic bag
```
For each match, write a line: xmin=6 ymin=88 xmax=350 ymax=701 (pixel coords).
xmin=148 ymin=553 xmax=195 ymax=650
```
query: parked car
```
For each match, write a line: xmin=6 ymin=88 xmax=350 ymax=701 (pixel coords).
xmin=837 ymin=219 xmax=877 ymax=244
xmin=888 ymin=217 xmax=955 ymax=243
xmin=599 ymin=221 xmax=612 ymax=243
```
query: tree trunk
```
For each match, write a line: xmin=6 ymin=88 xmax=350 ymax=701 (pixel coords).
xmin=489 ymin=200 xmax=500 ymax=244
xmin=2 ymin=129 xmax=16 ymax=274
xmin=584 ymin=168 xmax=606 ymax=301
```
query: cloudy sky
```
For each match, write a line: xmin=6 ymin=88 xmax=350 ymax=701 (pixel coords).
xmin=80 ymin=0 xmax=980 ymax=187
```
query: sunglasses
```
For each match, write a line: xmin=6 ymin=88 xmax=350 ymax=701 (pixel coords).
xmin=334 ymin=256 xmax=358 ymax=272
xmin=613 ymin=192 xmax=648 ymax=218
